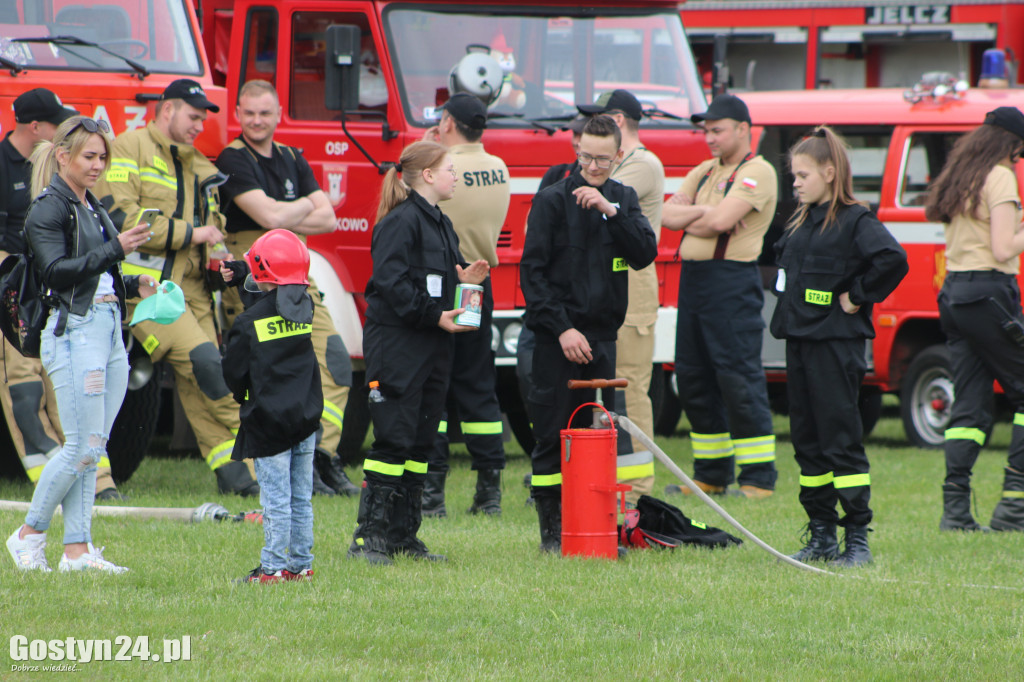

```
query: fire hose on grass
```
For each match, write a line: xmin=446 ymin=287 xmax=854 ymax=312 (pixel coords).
xmin=0 ymin=500 xmax=262 ymax=524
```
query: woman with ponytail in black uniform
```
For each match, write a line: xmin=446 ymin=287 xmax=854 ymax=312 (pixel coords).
xmin=925 ymin=107 xmax=1024 ymax=533
xmin=771 ymin=126 xmax=907 ymax=567
xmin=347 ymin=141 xmax=488 ymax=566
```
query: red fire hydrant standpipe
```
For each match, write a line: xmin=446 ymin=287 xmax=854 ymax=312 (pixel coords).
xmin=560 ymin=379 xmax=632 ymax=559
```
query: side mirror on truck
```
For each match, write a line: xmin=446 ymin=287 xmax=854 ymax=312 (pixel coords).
xmin=325 ymin=24 xmax=360 ymax=112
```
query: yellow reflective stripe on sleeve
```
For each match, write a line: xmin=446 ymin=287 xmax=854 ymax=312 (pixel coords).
xmin=110 ymin=158 xmax=139 ymax=172
xmin=1002 ymin=491 xmax=1024 ymax=499
xmin=734 ymin=435 xmax=775 ymax=464
xmin=804 ymin=289 xmax=832 ymax=305
xmin=254 ymin=316 xmax=312 ymax=342
xmin=461 ymin=421 xmax=503 ymax=435
xmin=1014 ymin=413 xmax=1024 ymax=427
xmin=800 ymin=472 xmax=834 ymax=488
xmin=205 ymin=439 xmax=235 ymax=470
xmin=404 ymin=460 xmax=428 ymax=475
xmin=437 ymin=420 xmax=447 ymax=433
xmin=612 ymin=257 xmax=627 ymax=272
xmin=142 ymin=334 xmax=160 ymax=354
xmin=531 ymin=473 xmax=562 ymax=487
xmin=321 ymin=399 xmax=344 ymax=431
xmin=363 ymin=459 xmax=404 ymax=478
xmin=833 ymin=473 xmax=870 ymax=489
xmin=944 ymin=427 xmax=986 ymax=445
xmin=690 ymin=431 xmax=734 ymax=460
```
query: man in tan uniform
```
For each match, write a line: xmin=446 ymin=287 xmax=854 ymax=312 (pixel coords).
xmin=662 ymin=94 xmax=778 ymax=498
xmin=578 ymin=90 xmax=664 ymax=504
xmin=97 ymin=79 xmax=259 ymax=496
xmin=0 ymin=89 xmax=122 ymax=499
xmin=215 ymin=80 xmax=357 ymax=496
xmin=421 ymin=93 xmax=511 ymax=516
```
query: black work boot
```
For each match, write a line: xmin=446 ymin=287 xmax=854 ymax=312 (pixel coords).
xmin=535 ymin=495 xmax=562 ymax=554
xmin=315 ymin=447 xmax=360 ymax=496
xmin=216 ymin=460 xmax=261 ymax=497
xmin=990 ymin=467 xmax=1024 ymax=531
xmin=940 ymin=483 xmax=984 ymax=531
xmin=311 ymin=464 xmax=337 ymax=497
xmin=347 ymin=482 xmax=395 ymax=566
xmin=788 ymin=519 xmax=839 ymax=562
xmin=421 ymin=471 xmax=448 ymax=518
xmin=389 ymin=484 xmax=446 ymax=561
xmin=467 ymin=469 xmax=502 ymax=516
xmin=831 ymin=525 xmax=872 ymax=568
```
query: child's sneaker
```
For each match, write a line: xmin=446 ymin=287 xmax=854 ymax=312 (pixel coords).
xmin=58 ymin=544 xmax=128 ymax=574
xmin=282 ymin=568 xmax=314 ymax=581
xmin=7 ymin=528 xmax=51 ymax=572
xmin=234 ymin=565 xmax=283 ymax=584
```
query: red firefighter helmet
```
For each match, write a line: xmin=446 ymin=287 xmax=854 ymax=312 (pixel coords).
xmin=245 ymin=229 xmax=310 ymax=286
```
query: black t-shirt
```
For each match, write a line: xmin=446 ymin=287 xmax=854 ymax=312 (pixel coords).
xmin=0 ymin=132 xmax=33 ymax=253
xmin=215 ymin=138 xmax=321 ymax=233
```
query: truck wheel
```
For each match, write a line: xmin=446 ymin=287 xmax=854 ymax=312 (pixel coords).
xmin=108 ymin=363 xmax=162 ymax=483
xmin=859 ymin=387 xmax=883 ymax=438
xmin=654 ymin=371 xmax=683 ymax=436
xmin=338 ymin=371 xmax=371 ymax=467
xmin=900 ymin=345 xmax=954 ymax=448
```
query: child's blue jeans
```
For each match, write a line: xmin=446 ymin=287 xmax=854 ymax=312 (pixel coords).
xmin=252 ymin=433 xmax=316 ymax=574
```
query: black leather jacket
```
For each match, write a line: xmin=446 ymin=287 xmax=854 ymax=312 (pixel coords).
xmin=25 ymin=174 xmax=141 ymax=333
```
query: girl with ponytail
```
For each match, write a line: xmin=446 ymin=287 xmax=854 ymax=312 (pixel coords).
xmin=349 ymin=141 xmax=489 ymax=566
xmin=770 ymin=125 xmax=908 ymax=568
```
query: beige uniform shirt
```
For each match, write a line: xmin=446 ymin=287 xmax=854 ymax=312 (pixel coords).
xmin=677 ymin=155 xmax=777 ymax=262
xmin=612 ymin=145 xmax=665 ymax=327
xmin=439 ymin=143 xmax=511 ymax=267
xmin=945 ymin=165 xmax=1023 ymax=275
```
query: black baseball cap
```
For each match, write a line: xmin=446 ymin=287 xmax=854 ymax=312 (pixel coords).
xmin=160 ymin=79 xmax=220 ymax=113
xmin=577 ymin=89 xmax=643 ymax=121
xmin=691 ymin=94 xmax=751 ymax=126
xmin=983 ymin=106 xmax=1024 ymax=143
xmin=567 ymin=114 xmax=589 ymax=134
xmin=443 ymin=93 xmax=487 ymax=130
xmin=13 ymin=88 xmax=77 ymax=125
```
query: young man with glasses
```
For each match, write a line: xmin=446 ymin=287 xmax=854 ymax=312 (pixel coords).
xmin=520 ymin=114 xmax=657 ymax=553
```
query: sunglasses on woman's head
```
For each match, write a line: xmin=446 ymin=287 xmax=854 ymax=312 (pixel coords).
xmin=72 ymin=118 xmax=111 ymax=134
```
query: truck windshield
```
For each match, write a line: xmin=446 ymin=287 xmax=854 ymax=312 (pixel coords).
xmin=385 ymin=6 xmax=705 ymax=128
xmin=0 ymin=0 xmax=201 ymax=76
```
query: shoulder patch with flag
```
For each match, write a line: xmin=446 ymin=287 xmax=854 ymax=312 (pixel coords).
xmin=741 ymin=177 xmax=758 ymax=189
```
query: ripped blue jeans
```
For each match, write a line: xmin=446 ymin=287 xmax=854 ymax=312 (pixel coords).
xmin=24 ymin=302 xmax=129 ymax=544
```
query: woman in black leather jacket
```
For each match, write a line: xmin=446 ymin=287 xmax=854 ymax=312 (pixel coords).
xmin=5 ymin=116 xmax=155 ymax=574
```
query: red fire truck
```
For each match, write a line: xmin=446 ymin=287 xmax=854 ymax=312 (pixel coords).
xmin=681 ymin=0 xmax=1024 ymax=91
xmin=0 ymin=0 xmax=709 ymax=477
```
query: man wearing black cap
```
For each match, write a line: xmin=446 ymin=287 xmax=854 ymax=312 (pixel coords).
xmin=577 ymin=89 xmax=664 ymax=505
xmin=215 ymin=79 xmax=356 ymax=498
xmin=0 ymin=88 xmax=128 ymax=500
xmin=662 ymin=93 xmax=778 ymax=499
xmin=96 ymin=79 xmax=260 ymax=497
xmin=420 ymin=92 xmax=511 ymax=517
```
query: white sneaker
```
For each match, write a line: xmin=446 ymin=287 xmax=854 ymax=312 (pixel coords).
xmin=7 ymin=527 xmax=52 ymax=572
xmin=58 ymin=544 xmax=129 ymax=574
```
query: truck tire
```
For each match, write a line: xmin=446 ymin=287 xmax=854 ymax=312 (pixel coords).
xmin=338 ymin=371 xmax=371 ymax=467
xmin=900 ymin=345 xmax=954 ymax=448
xmin=107 ymin=363 xmax=162 ymax=483
xmin=654 ymin=370 xmax=683 ymax=436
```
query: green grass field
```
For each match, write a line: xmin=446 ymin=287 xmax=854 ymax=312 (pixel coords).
xmin=2 ymin=404 xmax=1023 ymax=681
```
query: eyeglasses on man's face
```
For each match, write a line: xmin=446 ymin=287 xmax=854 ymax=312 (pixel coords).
xmin=577 ymin=152 xmax=614 ymax=169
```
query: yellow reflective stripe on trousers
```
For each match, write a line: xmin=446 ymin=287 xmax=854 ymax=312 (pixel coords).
xmin=800 ymin=472 xmax=834 ymax=488
xmin=734 ymin=435 xmax=776 ymax=464
xmin=404 ymin=460 xmax=428 ymax=475
xmin=322 ymin=399 xmax=344 ymax=431
xmin=690 ymin=432 xmax=733 ymax=460
xmin=206 ymin=439 xmax=235 ymax=470
xmin=461 ymin=421 xmax=503 ymax=435
xmin=617 ymin=450 xmax=655 ymax=480
xmin=363 ymin=459 xmax=404 ymax=478
xmin=22 ymin=454 xmax=49 ymax=483
xmin=437 ymin=420 xmax=448 ymax=434
xmin=944 ymin=427 xmax=986 ymax=445
xmin=1014 ymin=413 xmax=1024 ymax=427
xmin=1002 ymin=491 xmax=1024 ymax=499
xmin=532 ymin=473 xmax=562 ymax=487
xmin=833 ymin=473 xmax=870 ymax=489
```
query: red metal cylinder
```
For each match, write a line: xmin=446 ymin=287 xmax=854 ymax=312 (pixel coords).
xmin=560 ymin=403 xmax=629 ymax=559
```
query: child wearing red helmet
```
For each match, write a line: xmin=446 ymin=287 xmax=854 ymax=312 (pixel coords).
xmin=222 ymin=229 xmax=324 ymax=583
